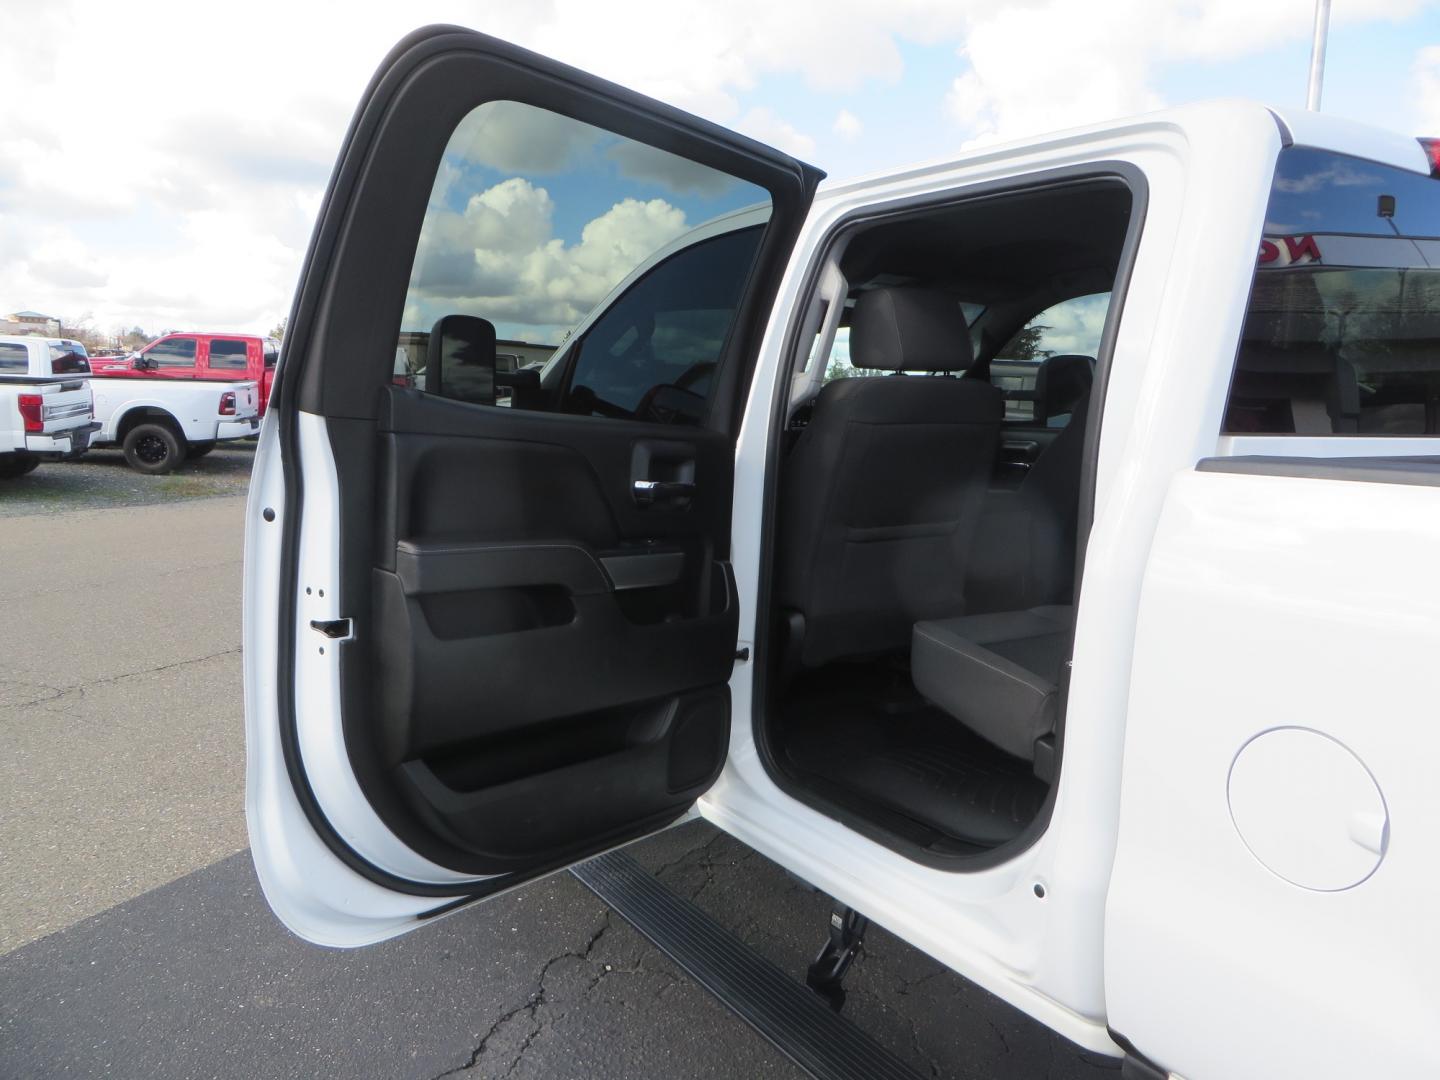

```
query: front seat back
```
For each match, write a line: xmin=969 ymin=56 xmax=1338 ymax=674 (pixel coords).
xmin=779 ymin=287 xmax=1003 ymax=668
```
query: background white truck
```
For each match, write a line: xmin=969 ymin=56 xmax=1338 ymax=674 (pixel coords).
xmin=0 ymin=337 xmax=97 ymax=479
xmin=89 ymin=375 xmax=260 ymax=474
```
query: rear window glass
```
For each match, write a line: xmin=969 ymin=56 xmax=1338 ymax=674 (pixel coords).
xmin=208 ymin=340 xmax=249 ymax=370
xmin=49 ymin=344 xmax=90 ymax=374
xmin=1224 ymin=147 xmax=1440 ymax=435
xmin=0 ymin=343 xmax=28 ymax=372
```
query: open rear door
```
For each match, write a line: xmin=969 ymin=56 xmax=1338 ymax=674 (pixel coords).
xmin=244 ymin=25 xmax=820 ymax=946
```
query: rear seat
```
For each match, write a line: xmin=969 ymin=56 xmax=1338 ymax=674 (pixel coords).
xmin=911 ymin=605 xmax=1074 ymax=774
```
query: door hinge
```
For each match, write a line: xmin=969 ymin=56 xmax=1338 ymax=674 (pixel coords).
xmin=734 ymin=647 xmax=751 ymax=662
xmin=310 ymin=618 xmax=354 ymax=642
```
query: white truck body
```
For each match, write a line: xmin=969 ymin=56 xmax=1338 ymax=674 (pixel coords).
xmin=0 ymin=337 xmax=97 ymax=475
xmin=242 ymin=27 xmax=1440 ymax=1080
xmin=89 ymin=375 xmax=260 ymax=472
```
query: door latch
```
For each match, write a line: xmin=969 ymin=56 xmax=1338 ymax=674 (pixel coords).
xmin=309 ymin=618 xmax=354 ymax=642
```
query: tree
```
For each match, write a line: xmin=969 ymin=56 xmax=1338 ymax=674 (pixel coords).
xmin=1002 ymin=324 xmax=1052 ymax=362
xmin=268 ymin=317 xmax=288 ymax=342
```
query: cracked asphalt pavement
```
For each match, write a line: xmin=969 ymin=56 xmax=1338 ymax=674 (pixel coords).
xmin=0 ymin=493 xmax=1118 ymax=1079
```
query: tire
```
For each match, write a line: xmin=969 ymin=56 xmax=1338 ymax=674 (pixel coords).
xmin=186 ymin=440 xmax=216 ymax=460
xmin=0 ymin=455 xmax=40 ymax=479
xmin=122 ymin=423 xmax=184 ymax=475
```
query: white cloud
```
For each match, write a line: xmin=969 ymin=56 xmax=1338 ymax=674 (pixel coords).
xmin=406 ymin=177 xmax=689 ymax=336
xmin=1414 ymin=45 xmax=1440 ymax=132
xmin=0 ymin=0 xmax=1432 ymax=338
xmin=945 ymin=0 xmax=1430 ymax=146
xmin=832 ymin=109 xmax=863 ymax=140
xmin=736 ymin=107 xmax=818 ymax=158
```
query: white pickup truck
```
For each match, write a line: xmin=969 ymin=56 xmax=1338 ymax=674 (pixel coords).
xmin=0 ymin=337 xmax=97 ymax=479
xmin=240 ymin=27 xmax=1440 ymax=1080
xmin=89 ymin=370 xmax=261 ymax=473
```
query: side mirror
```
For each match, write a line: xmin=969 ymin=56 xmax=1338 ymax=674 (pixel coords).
xmin=425 ymin=314 xmax=497 ymax=405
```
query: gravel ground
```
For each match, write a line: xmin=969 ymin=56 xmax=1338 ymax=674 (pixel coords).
xmin=0 ymin=440 xmax=254 ymax=516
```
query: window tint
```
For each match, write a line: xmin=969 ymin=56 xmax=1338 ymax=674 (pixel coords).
xmin=400 ymin=99 xmax=770 ymax=423
xmin=0 ymin=343 xmax=27 ymax=372
xmin=48 ymin=344 xmax=90 ymax=375
xmin=145 ymin=337 xmax=197 ymax=368
xmin=1224 ymin=147 xmax=1440 ymax=435
xmin=208 ymin=339 xmax=249 ymax=370
xmin=993 ymin=293 xmax=1108 ymax=424
xmin=564 ymin=227 xmax=763 ymax=423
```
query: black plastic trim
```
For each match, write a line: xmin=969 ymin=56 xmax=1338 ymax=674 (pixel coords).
xmin=752 ymin=163 xmax=1151 ymax=872
xmin=1198 ymin=454 xmax=1440 ymax=486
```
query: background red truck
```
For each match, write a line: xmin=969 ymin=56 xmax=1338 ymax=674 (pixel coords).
xmin=90 ymin=332 xmax=279 ymax=414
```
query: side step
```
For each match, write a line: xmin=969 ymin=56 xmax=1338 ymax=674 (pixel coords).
xmin=571 ymin=850 xmax=926 ymax=1080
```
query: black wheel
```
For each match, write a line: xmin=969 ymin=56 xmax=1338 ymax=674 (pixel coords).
xmin=186 ymin=440 xmax=216 ymax=460
xmin=0 ymin=455 xmax=40 ymax=479
xmin=122 ymin=423 xmax=183 ymax=475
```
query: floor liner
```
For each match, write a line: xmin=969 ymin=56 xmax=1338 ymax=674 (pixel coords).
xmin=779 ymin=667 xmax=1047 ymax=850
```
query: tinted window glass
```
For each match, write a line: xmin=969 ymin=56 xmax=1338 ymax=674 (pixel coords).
xmin=48 ymin=344 xmax=90 ymax=374
xmin=145 ymin=337 xmax=197 ymax=368
xmin=1224 ymin=147 xmax=1440 ymax=435
xmin=400 ymin=99 xmax=770 ymax=422
xmin=208 ymin=339 xmax=249 ymax=370
xmin=993 ymin=293 xmax=1108 ymax=423
xmin=0 ymin=343 xmax=27 ymax=372
xmin=564 ymin=227 xmax=763 ymax=423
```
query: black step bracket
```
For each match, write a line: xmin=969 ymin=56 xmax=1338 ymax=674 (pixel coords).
xmin=572 ymin=850 xmax=924 ymax=1080
xmin=805 ymin=905 xmax=870 ymax=1013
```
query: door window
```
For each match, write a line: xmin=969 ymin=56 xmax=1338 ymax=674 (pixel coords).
xmin=144 ymin=336 xmax=198 ymax=369
xmin=1224 ymin=147 xmax=1440 ymax=435
xmin=400 ymin=99 xmax=770 ymax=424
xmin=208 ymin=339 xmax=249 ymax=370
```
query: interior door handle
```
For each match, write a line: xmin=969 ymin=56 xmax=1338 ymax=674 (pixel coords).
xmin=633 ymin=479 xmax=695 ymax=505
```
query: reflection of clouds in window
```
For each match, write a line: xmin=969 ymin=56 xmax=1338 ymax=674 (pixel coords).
xmin=402 ymin=99 xmax=763 ymax=340
xmin=406 ymin=176 xmax=690 ymax=336
xmin=606 ymin=141 xmax=736 ymax=196
xmin=446 ymin=101 xmax=603 ymax=175
xmin=1026 ymin=294 xmax=1109 ymax=356
xmin=1275 ymin=162 xmax=1383 ymax=195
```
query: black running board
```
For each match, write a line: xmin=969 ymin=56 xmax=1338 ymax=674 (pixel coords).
xmin=571 ymin=850 xmax=926 ymax=1080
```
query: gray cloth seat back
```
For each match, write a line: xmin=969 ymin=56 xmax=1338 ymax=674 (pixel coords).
xmin=965 ymin=355 xmax=1093 ymax=615
xmin=779 ymin=287 xmax=1002 ymax=668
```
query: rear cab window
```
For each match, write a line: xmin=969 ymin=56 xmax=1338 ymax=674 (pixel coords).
xmin=207 ymin=339 xmax=250 ymax=371
xmin=48 ymin=342 xmax=90 ymax=375
xmin=0 ymin=342 xmax=29 ymax=373
xmin=1223 ymin=146 xmax=1440 ymax=437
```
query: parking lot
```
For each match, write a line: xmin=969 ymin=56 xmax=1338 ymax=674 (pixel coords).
xmin=0 ymin=461 xmax=1116 ymax=1079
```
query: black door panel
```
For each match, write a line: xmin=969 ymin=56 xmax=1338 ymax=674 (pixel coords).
xmin=368 ymin=386 xmax=737 ymax=871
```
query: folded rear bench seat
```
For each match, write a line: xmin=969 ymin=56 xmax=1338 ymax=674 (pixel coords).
xmin=911 ymin=605 xmax=1075 ymax=777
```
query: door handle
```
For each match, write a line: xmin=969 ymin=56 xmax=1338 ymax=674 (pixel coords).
xmin=633 ymin=479 xmax=695 ymax=505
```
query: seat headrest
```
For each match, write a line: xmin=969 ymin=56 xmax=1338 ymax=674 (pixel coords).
xmin=849 ymin=287 xmax=974 ymax=373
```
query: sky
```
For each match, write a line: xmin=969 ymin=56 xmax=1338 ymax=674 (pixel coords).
xmin=3 ymin=0 xmax=1439 ymax=341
